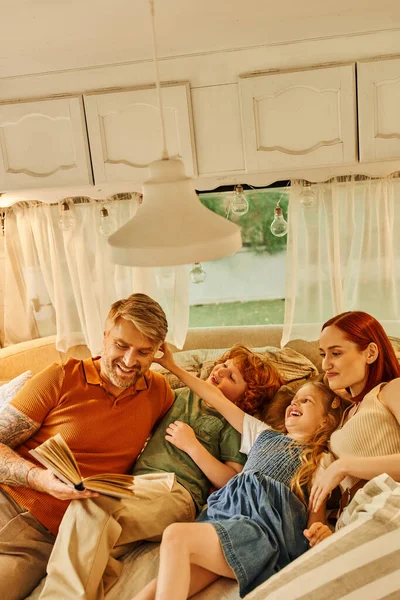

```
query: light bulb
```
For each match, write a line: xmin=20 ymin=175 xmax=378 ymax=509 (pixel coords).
xmin=58 ymin=201 xmax=76 ymax=231
xmin=231 ymin=184 xmax=249 ymax=216
xmin=299 ymin=183 xmax=315 ymax=207
xmin=190 ymin=263 xmax=206 ymax=284
xmin=99 ymin=207 xmax=116 ymax=237
xmin=270 ymin=206 xmax=288 ymax=237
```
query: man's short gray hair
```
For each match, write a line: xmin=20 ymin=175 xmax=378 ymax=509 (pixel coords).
xmin=105 ymin=293 xmax=168 ymax=345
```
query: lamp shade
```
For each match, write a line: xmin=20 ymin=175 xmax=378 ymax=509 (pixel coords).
xmin=108 ymin=158 xmax=242 ymax=267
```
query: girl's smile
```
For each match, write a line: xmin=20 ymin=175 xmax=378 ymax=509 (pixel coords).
xmin=284 ymin=384 xmax=327 ymax=440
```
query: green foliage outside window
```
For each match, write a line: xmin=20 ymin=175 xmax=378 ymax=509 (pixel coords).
xmin=199 ymin=189 xmax=289 ymax=255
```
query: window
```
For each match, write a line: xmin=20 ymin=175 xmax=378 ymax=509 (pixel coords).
xmin=189 ymin=184 xmax=289 ymax=327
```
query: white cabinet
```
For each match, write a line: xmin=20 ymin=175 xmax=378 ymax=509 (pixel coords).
xmin=191 ymin=85 xmax=245 ymax=175
xmin=239 ymin=64 xmax=357 ymax=172
xmin=0 ymin=97 xmax=92 ymax=191
xmin=358 ymin=56 xmax=400 ymax=162
xmin=84 ymin=83 xmax=197 ymax=183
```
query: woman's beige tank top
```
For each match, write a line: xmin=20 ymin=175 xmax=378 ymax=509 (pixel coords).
xmin=328 ymin=383 xmax=400 ymax=492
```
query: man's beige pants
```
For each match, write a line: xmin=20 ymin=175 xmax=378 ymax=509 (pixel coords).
xmin=39 ymin=473 xmax=195 ymax=600
xmin=0 ymin=488 xmax=55 ymax=600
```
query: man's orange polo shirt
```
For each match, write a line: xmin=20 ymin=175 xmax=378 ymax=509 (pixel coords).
xmin=1 ymin=357 xmax=174 ymax=535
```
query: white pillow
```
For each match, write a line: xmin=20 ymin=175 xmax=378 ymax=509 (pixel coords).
xmin=0 ymin=371 xmax=33 ymax=411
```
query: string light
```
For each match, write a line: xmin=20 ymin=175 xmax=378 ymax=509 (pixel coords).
xmin=230 ymin=184 xmax=249 ymax=216
xmin=270 ymin=203 xmax=288 ymax=237
xmin=269 ymin=183 xmax=289 ymax=237
xmin=299 ymin=181 xmax=315 ymax=207
xmin=58 ymin=199 xmax=76 ymax=231
xmin=190 ymin=263 xmax=207 ymax=284
xmin=99 ymin=205 xmax=116 ymax=237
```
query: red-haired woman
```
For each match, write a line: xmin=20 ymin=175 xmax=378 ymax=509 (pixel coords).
xmin=308 ymin=310 xmax=400 ymax=540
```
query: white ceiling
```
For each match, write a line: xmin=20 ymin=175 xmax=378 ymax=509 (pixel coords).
xmin=1 ymin=0 xmax=400 ymax=79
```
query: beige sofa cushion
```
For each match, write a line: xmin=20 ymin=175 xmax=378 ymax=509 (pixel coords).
xmin=199 ymin=347 xmax=318 ymax=384
xmin=152 ymin=346 xmax=319 ymax=391
xmin=0 ymin=336 xmax=91 ymax=380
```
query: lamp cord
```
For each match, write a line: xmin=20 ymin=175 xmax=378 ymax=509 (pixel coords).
xmin=149 ymin=0 xmax=168 ymax=160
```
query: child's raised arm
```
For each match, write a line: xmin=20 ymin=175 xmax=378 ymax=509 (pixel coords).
xmin=156 ymin=343 xmax=245 ymax=433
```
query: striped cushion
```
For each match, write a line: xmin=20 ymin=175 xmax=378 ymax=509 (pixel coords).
xmin=244 ymin=474 xmax=400 ymax=600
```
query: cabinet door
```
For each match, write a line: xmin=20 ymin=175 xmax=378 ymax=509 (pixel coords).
xmin=84 ymin=83 xmax=197 ymax=183
xmin=239 ymin=64 xmax=357 ymax=172
xmin=358 ymin=57 xmax=400 ymax=162
xmin=0 ymin=97 xmax=92 ymax=191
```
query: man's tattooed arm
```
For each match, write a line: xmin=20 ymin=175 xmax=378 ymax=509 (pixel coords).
xmin=0 ymin=406 xmax=100 ymax=499
xmin=0 ymin=405 xmax=41 ymax=487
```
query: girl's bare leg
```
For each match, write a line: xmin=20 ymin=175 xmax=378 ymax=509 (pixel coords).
xmin=187 ymin=565 xmax=221 ymax=597
xmin=155 ymin=522 xmax=236 ymax=600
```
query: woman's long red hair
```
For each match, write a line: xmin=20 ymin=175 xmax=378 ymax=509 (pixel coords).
xmin=322 ymin=311 xmax=400 ymax=402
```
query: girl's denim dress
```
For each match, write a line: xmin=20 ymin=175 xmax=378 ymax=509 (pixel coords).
xmin=197 ymin=429 xmax=309 ymax=597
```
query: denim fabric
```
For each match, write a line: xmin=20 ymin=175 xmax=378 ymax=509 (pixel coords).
xmin=198 ymin=472 xmax=308 ymax=597
xmin=197 ymin=429 xmax=309 ymax=596
xmin=243 ymin=429 xmax=304 ymax=485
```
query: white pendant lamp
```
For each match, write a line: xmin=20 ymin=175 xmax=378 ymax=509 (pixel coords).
xmin=108 ymin=0 xmax=242 ymax=268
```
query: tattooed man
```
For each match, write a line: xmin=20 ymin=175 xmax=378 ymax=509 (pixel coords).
xmin=0 ymin=294 xmax=174 ymax=600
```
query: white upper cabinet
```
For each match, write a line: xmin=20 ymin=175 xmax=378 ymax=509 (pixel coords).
xmin=84 ymin=83 xmax=197 ymax=183
xmin=191 ymin=85 xmax=245 ymax=175
xmin=0 ymin=97 xmax=92 ymax=191
xmin=358 ymin=57 xmax=400 ymax=162
xmin=239 ymin=64 xmax=357 ymax=172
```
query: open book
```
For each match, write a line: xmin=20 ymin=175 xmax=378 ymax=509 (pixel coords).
xmin=29 ymin=433 xmax=135 ymax=499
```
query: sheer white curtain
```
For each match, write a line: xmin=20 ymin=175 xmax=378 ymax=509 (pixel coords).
xmin=282 ymin=176 xmax=400 ymax=346
xmin=3 ymin=198 xmax=189 ymax=352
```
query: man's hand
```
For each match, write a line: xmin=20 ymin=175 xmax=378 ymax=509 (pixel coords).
xmin=29 ymin=468 xmax=99 ymax=501
xmin=304 ymin=522 xmax=333 ymax=547
xmin=309 ymin=458 xmax=348 ymax=512
xmin=165 ymin=421 xmax=198 ymax=454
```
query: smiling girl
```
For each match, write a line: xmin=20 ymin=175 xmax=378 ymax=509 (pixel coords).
xmin=131 ymin=347 xmax=344 ymax=600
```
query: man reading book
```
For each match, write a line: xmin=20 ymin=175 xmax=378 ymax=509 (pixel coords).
xmin=38 ymin=344 xmax=281 ymax=600
xmin=0 ymin=293 xmax=174 ymax=600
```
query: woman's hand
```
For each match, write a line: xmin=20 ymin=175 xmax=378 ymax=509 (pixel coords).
xmin=153 ymin=342 xmax=176 ymax=371
xmin=309 ymin=458 xmax=348 ymax=512
xmin=165 ymin=421 xmax=198 ymax=454
xmin=304 ymin=522 xmax=333 ymax=547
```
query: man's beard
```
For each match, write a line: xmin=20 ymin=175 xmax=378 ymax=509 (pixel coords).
xmin=102 ymin=356 xmax=143 ymax=389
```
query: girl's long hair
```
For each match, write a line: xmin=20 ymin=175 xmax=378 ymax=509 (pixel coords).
xmin=290 ymin=382 xmax=345 ymax=504
xmin=215 ymin=344 xmax=284 ymax=416
xmin=322 ymin=311 xmax=400 ymax=404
